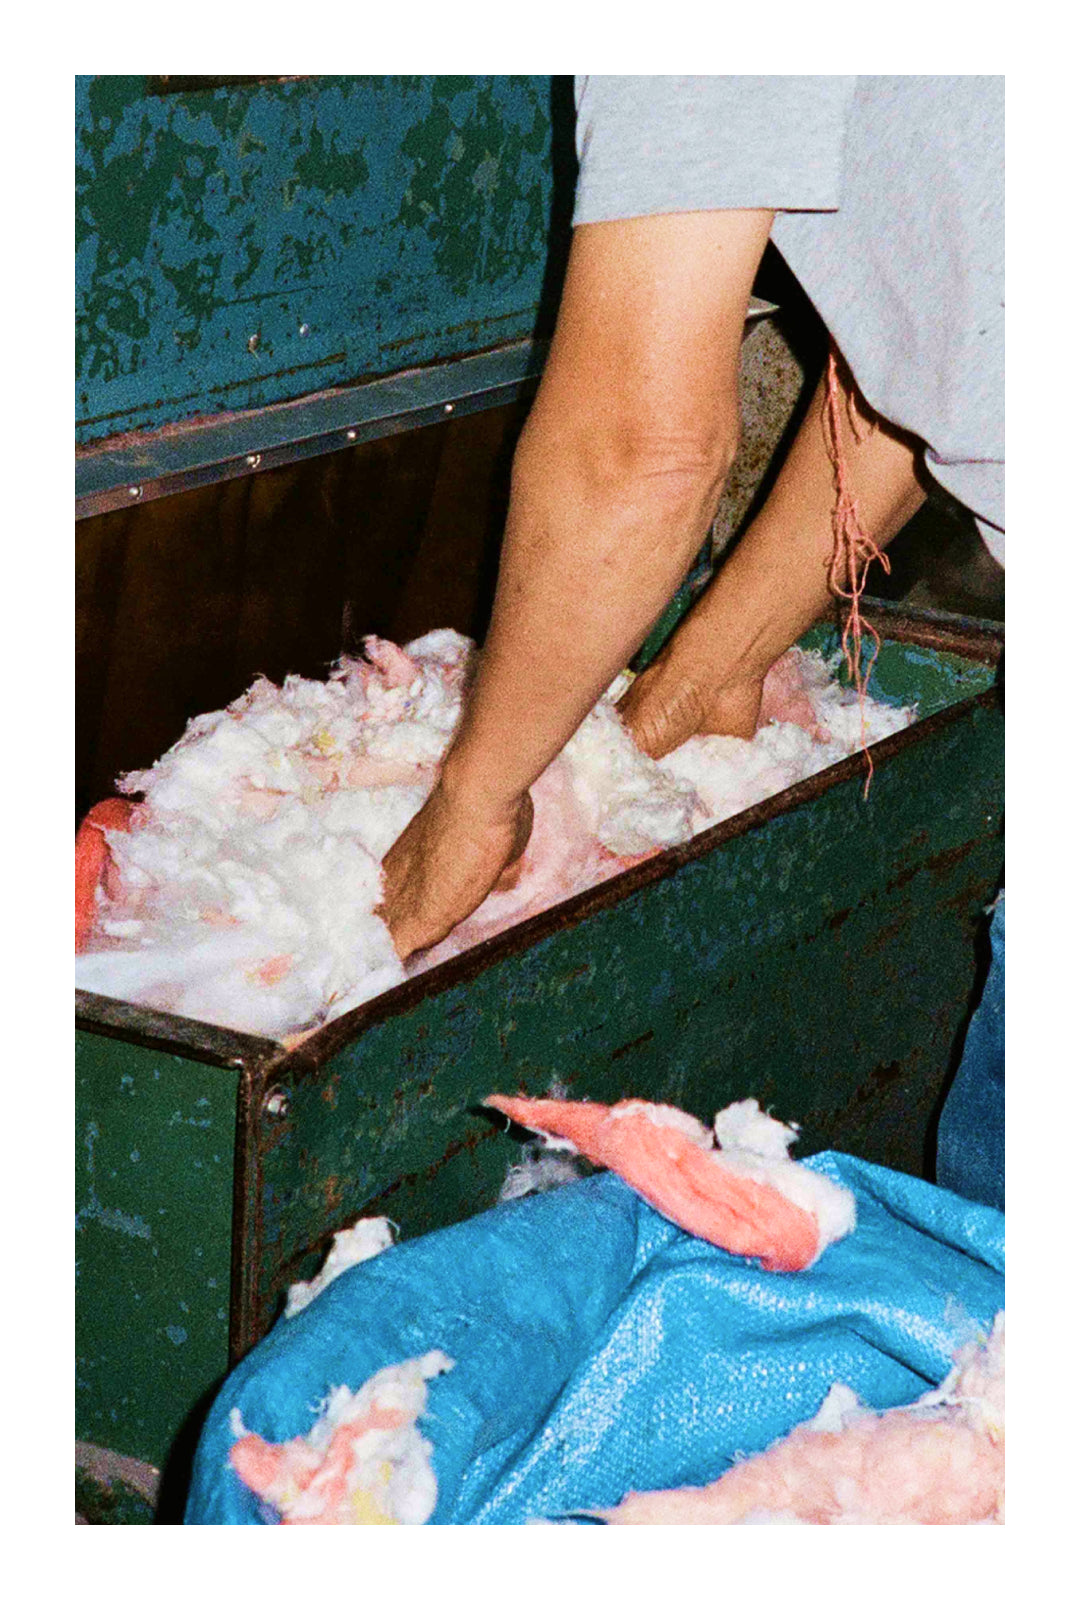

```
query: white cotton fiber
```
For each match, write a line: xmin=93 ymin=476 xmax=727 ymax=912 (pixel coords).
xmin=77 ymin=633 xmax=915 ymax=1040
xmin=231 ymin=1349 xmax=454 ymax=1524
xmin=711 ymin=1098 xmax=857 ymax=1257
xmin=658 ymin=651 xmax=912 ymax=834
xmin=285 ymin=1216 xmax=397 ymax=1317
xmin=562 ymin=700 xmax=700 ymax=855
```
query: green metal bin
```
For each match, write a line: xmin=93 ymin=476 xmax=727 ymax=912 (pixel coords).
xmin=76 ymin=602 xmax=1003 ymax=1485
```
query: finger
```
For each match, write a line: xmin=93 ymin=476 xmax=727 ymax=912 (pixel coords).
xmin=619 ymin=673 xmax=704 ymax=759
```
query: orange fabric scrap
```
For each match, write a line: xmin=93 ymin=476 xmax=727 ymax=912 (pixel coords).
xmin=485 ymin=1094 xmax=853 ymax=1273
xmin=75 ymin=798 xmax=139 ymax=953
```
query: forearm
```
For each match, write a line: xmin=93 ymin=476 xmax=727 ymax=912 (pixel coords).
xmin=378 ymin=209 xmax=774 ymax=959
xmin=621 ymin=365 xmax=928 ymax=750
xmin=441 ymin=422 xmax=728 ymax=809
xmin=680 ymin=367 xmax=927 ymax=686
xmin=439 ymin=209 xmax=774 ymax=813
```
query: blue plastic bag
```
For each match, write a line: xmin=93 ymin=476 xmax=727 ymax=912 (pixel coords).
xmin=186 ymin=1152 xmax=1004 ymax=1524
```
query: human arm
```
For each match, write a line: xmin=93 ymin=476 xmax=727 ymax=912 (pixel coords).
xmin=380 ymin=208 xmax=774 ymax=960
xmin=618 ymin=361 xmax=929 ymax=754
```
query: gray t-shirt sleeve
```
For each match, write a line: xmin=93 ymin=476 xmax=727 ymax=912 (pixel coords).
xmin=573 ymin=75 xmax=857 ymax=224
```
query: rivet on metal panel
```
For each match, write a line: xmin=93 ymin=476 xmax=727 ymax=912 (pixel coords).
xmin=263 ymin=1089 xmax=290 ymax=1120
xmin=246 ymin=453 xmax=262 ymax=469
xmin=247 ymin=334 xmax=260 ymax=354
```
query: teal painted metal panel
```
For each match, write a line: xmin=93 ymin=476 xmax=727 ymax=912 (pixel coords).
xmin=75 ymin=339 xmax=547 ymax=517
xmin=76 ymin=75 xmax=571 ymax=442
xmin=75 ymin=1034 xmax=238 ymax=1467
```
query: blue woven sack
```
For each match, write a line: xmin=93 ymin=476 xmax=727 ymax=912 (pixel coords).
xmin=185 ymin=1152 xmax=1004 ymax=1524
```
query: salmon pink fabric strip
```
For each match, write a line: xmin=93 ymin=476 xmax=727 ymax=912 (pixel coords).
xmin=484 ymin=1094 xmax=854 ymax=1272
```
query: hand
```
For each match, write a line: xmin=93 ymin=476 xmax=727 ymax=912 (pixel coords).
xmin=378 ymin=780 xmax=534 ymax=962
xmin=618 ymin=622 xmax=765 ymax=758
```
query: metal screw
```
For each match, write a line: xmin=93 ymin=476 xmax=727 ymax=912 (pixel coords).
xmin=127 ymin=485 xmax=143 ymax=499
xmin=298 ymin=322 xmax=310 ymax=337
xmin=443 ymin=402 xmax=454 ymax=414
xmin=247 ymin=333 xmax=260 ymax=354
xmin=264 ymin=1089 xmax=290 ymax=1120
xmin=246 ymin=453 xmax=261 ymax=469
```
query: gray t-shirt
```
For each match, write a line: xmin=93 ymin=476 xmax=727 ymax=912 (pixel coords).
xmin=573 ymin=75 xmax=1004 ymax=557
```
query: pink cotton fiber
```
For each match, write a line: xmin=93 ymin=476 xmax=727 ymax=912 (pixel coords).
xmin=229 ymin=1349 xmax=453 ymax=1525
xmin=600 ymin=1312 xmax=1005 ymax=1525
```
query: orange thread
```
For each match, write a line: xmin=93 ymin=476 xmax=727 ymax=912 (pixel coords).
xmin=823 ymin=347 xmax=891 ymax=796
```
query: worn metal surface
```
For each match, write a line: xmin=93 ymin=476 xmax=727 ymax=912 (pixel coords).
xmin=74 ymin=606 xmax=1003 ymax=1466
xmin=75 ymin=1442 xmax=160 ymax=1525
xmin=74 ymin=299 xmax=777 ymax=520
xmin=75 ymin=339 xmax=547 ymax=519
xmin=76 ymin=75 xmax=573 ymax=443
xmin=75 ymin=1033 xmax=238 ymax=1466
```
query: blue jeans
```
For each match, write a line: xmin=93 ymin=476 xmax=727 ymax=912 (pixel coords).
xmin=936 ymin=893 xmax=1004 ymax=1211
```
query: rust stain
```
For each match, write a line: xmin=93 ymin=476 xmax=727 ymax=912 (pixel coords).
xmin=925 ymin=840 xmax=977 ymax=880
xmin=940 ymin=876 xmax=992 ymax=923
xmin=559 ymin=964 xmax=592 ymax=985
xmin=611 ymin=1030 xmax=655 ymax=1062
xmin=366 ymin=1123 xmax=500 ymax=1204
xmin=887 ymin=838 xmax=976 ymax=895
xmin=865 ymin=916 xmax=909 ymax=959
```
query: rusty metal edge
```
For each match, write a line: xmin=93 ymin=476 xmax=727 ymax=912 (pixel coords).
xmin=229 ymin=1055 xmax=276 ymax=1365
xmin=75 ymin=340 xmax=548 ymax=520
xmin=74 ymin=988 xmax=278 ymax=1071
xmin=858 ymin=596 xmax=1004 ymax=660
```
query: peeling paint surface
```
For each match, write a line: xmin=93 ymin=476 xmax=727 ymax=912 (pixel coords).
xmin=76 ymin=1123 xmax=152 ymax=1240
xmin=76 ymin=75 xmax=570 ymax=441
xmin=75 ymin=1036 xmax=237 ymax=1467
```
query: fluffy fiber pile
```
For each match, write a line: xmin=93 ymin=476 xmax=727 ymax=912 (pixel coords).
xmin=75 ymin=630 xmax=913 ymax=1039
xmin=229 ymin=1349 xmax=453 ymax=1525
xmin=599 ymin=1311 xmax=1005 ymax=1524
